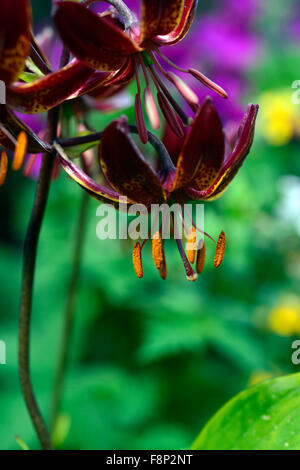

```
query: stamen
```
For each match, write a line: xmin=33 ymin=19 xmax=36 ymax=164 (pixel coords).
xmin=188 ymin=69 xmax=228 ymax=99
xmin=196 ymin=239 xmax=206 ymax=273
xmin=132 ymin=242 xmax=143 ymax=279
xmin=134 ymin=57 xmax=148 ymax=144
xmin=153 ymin=48 xmax=228 ymax=99
xmin=0 ymin=150 xmax=8 ymax=186
xmin=153 ymin=48 xmax=187 ymax=74
xmin=144 ymin=86 xmax=160 ymax=130
xmin=135 ymin=93 xmax=148 ymax=144
xmin=12 ymin=132 xmax=28 ymax=171
xmin=150 ymin=52 xmax=199 ymax=113
xmin=187 ymin=226 xmax=197 ymax=264
xmin=152 ymin=231 xmax=164 ymax=270
xmin=136 ymin=54 xmax=161 ymax=131
xmin=184 ymin=207 xmax=216 ymax=244
xmin=148 ymin=64 xmax=190 ymax=126
xmin=23 ymin=154 xmax=37 ymax=178
xmin=214 ymin=231 xmax=226 ymax=268
xmin=166 ymin=72 xmax=199 ymax=109
xmin=157 ymin=91 xmax=185 ymax=138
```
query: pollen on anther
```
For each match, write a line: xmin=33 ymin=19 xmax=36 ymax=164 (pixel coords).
xmin=132 ymin=242 xmax=143 ymax=279
xmin=196 ymin=239 xmax=206 ymax=273
xmin=152 ymin=231 xmax=164 ymax=271
xmin=0 ymin=150 xmax=8 ymax=186
xmin=12 ymin=131 xmax=28 ymax=171
xmin=214 ymin=231 xmax=226 ymax=268
xmin=187 ymin=226 xmax=197 ymax=264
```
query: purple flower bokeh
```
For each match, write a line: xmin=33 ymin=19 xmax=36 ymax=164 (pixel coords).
xmin=125 ymin=0 xmax=262 ymax=122
xmin=166 ymin=0 xmax=262 ymax=122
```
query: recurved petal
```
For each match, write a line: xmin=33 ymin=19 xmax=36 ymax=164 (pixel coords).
xmin=0 ymin=0 xmax=32 ymax=85
xmin=0 ymin=105 xmax=49 ymax=153
xmin=185 ymin=104 xmax=259 ymax=201
xmin=55 ymin=142 xmax=129 ymax=205
xmin=154 ymin=0 xmax=197 ymax=45
xmin=73 ymin=59 xmax=134 ymax=98
xmin=6 ymin=60 xmax=93 ymax=113
xmin=173 ymin=97 xmax=225 ymax=190
xmin=54 ymin=1 xmax=140 ymax=71
xmin=140 ymin=0 xmax=185 ymax=43
xmin=99 ymin=116 xmax=166 ymax=206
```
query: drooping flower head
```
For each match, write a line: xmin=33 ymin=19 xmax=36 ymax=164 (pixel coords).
xmin=54 ymin=0 xmax=228 ymax=143
xmin=55 ymin=98 xmax=258 ymax=281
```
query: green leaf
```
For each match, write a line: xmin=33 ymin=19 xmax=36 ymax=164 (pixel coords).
xmin=19 ymin=71 xmax=42 ymax=83
xmin=64 ymin=132 xmax=100 ymax=158
xmin=191 ymin=373 xmax=300 ymax=450
xmin=25 ymin=57 xmax=45 ymax=77
xmin=51 ymin=413 xmax=71 ymax=449
xmin=15 ymin=435 xmax=30 ymax=451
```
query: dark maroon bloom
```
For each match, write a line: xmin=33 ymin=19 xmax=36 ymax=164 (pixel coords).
xmin=0 ymin=0 xmax=96 ymax=153
xmin=57 ymin=99 xmax=259 ymax=280
xmin=54 ymin=0 xmax=227 ymax=143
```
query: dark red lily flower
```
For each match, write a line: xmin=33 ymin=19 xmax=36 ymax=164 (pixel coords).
xmin=0 ymin=0 xmax=93 ymax=113
xmin=0 ymin=0 xmax=95 ymax=153
xmin=54 ymin=0 xmax=228 ymax=143
xmin=56 ymin=98 xmax=259 ymax=281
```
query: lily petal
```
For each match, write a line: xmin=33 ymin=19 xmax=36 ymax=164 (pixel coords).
xmin=54 ymin=1 xmax=140 ymax=71
xmin=0 ymin=0 xmax=32 ymax=85
xmin=155 ymin=0 xmax=197 ymax=46
xmin=55 ymin=142 xmax=129 ymax=205
xmin=185 ymin=104 xmax=259 ymax=201
xmin=173 ymin=97 xmax=225 ymax=190
xmin=0 ymin=105 xmax=49 ymax=153
xmin=7 ymin=60 xmax=93 ymax=113
xmin=99 ymin=116 xmax=166 ymax=206
xmin=140 ymin=0 xmax=185 ymax=44
xmin=74 ymin=59 xmax=134 ymax=98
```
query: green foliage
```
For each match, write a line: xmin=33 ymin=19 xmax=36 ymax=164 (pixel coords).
xmin=191 ymin=373 xmax=300 ymax=450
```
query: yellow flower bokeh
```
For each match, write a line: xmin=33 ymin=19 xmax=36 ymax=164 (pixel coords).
xmin=268 ymin=298 xmax=300 ymax=336
xmin=258 ymin=89 xmax=300 ymax=146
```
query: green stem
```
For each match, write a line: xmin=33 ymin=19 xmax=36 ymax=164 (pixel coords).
xmin=18 ymin=107 xmax=60 ymax=450
xmin=57 ymin=125 xmax=176 ymax=170
xmin=50 ymin=192 xmax=89 ymax=435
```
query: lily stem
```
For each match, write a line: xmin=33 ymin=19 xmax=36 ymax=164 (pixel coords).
xmin=50 ymin=191 xmax=89 ymax=435
xmin=19 ymin=106 xmax=60 ymax=450
xmin=82 ymin=0 xmax=138 ymax=30
xmin=57 ymin=125 xmax=176 ymax=170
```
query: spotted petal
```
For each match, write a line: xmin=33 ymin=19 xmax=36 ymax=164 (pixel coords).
xmin=155 ymin=0 xmax=197 ymax=46
xmin=173 ymin=97 xmax=225 ymax=190
xmin=72 ymin=59 xmax=134 ymax=98
xmin=54 ymin=1 xmax=140 ymax=71
xmin=7 ymin=61 xmax=93 ymax=113
xmin=56 ymin=143 xmax=130 ymax=205
xmin=0 ymin=0 xmax=32 ymax=85
xmin=99 ymin=116 xmax=166 ymax=206
xmin=140 ymin=0 xmax=186 ymax=44
xmin=185 ymin=104 xmax=259 ymax=201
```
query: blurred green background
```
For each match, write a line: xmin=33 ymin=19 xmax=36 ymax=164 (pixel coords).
xmin=1 ymin=0 xmax=300 ymax=450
